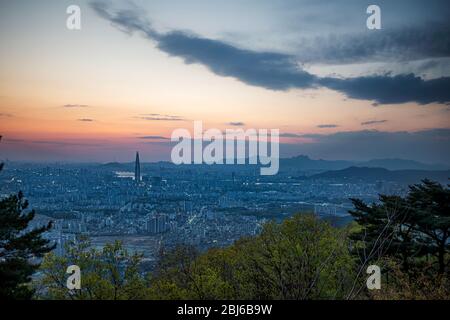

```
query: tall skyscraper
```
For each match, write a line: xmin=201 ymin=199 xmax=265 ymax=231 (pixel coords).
xmin=135 ymin=151 xmax=141 ymax=184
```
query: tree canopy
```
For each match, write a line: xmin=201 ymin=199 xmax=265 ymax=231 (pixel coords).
xmin=349 ymin=179 xmax=449 ymax=275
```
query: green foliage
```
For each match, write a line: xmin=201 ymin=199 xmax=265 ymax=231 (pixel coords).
xmin=149 ymin=214 xmax=355 ymax=299
xmin=370 ymin=257 xmax=450 ymax=300
xmin=0 ymin=147 xmax=54 ymax=299
xmin=36 ymin=236 xmax=150 ymax=300
xmin=36 ymin=215 xmax=354 ymax=300
xmin=34 ymin=180 xmax=449 ymax=300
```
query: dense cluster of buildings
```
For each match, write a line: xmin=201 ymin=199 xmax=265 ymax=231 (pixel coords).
xmin=0 ymin=152 xmax=407 ymax=263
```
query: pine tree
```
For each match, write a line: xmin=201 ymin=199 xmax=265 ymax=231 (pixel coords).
xmin=0 ymin=136 xmax=55 ymax=299
xmin=407 ymin=179 xmax=450 ymax=274
xmin=349 ymin=179 xmax=449 ymax=275
xmin=349 ymin=194 xmax=422 ymax=273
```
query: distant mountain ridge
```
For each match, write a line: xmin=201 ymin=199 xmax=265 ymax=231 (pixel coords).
xmin=307 ymin=166 xmax=450 ymax=184
xmin=99 ymin=155 xmax=449 ymax=171
xmin=280 ymin=155 xmax=449 ymax=171
xmin=357 ymin=158 xmax=448 ymax=171
xmin=280 ymin=155 xmax=352 ymax=171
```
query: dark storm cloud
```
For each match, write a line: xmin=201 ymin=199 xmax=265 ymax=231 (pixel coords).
xmin=319 ymin=74 xmax=450 ymax=105
xmin=154 ymin=31 xmax=316 ymax=90
xmin=361 ymin=120 xmax=387 ymax=126
xmin=296 ymin=23 xmax=450 ymax=64
xmin=280 ymin=128 xmax=450 ymax=164
xmin=90 ymin=1 xmax=450 ymax=105
xmin=90 ymin=1 xmax=316 ymax=91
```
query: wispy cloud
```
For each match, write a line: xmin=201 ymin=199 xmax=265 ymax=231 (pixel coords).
xmin=77 ymin=118 xmax=95 ymax=122
xmin=227 ymin=122 xmax=245 ymax=126
xmin=0 ymin=113 xmax=13 ymax=117
xmin=63 ymin=104 xmax=89 ymax=108
xmin=137 ymin=135 xmax=169 ymax=140
xmin=136 ymin=114 xmax=186 ymax=121
xmin=4 ymin=138 xmax=103 ymax=147
xmin=317 ymin=124 xmax=339 ymax=128
xmin=279 ymin=132 xmax=304 ymax=138
xmin=361 ymin=120 xmax=388 ymax=126
xmin=90 ymin=1 xmax=450 ymax=105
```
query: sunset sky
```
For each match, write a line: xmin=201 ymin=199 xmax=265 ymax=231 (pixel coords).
xmin=1 ymin=0 xmax=449 ymax=163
